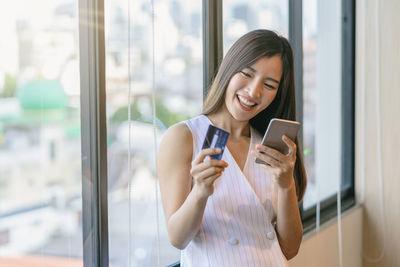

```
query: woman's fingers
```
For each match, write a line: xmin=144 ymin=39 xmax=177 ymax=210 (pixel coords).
xmin=255 ymin=135 xmax=297 ymax=163
xmin=253 ymin=135 xmax=298 ymax=189
xmin=200 ymin=172 xmax=223 ymax=186
xmin=282 ymin=135 xmax=297 ymax=159
xmin=192 ymin=165 xmax=225 ymax=181
xmin=252 ymin=149 xmax=281 ymax=168
xmin=192 ymin=147 xmax=222 ymax=165
xmin=190 ymin=147 xmax=228 ymax=185
xmin=255 ymin=144 xmax=284 ymax=162
xmin=191 ymin=147 xmax=228 ymax=175
xmin=191 ymin=158 xmax=228 ymax=174
xmin=191 ymin=159 xmax=226 ymax=197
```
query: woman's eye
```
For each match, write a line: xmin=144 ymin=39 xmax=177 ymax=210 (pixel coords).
xmin=264 ymin=83 xmax=275 ymax=90
xmin=240 ymin=71 xmax=251 ymax=78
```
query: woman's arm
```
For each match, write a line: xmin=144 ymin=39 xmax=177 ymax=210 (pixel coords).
xmin=276 ymin=179 xmax=303 ymax=260
xmin=157 ymin=123 xmax=228 ymax=249
xmin=251 ymin=135 xmax=303 ymax=259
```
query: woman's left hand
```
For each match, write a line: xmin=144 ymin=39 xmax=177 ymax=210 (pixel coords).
xmin=251 ymin=135 xmax=296 ymax=189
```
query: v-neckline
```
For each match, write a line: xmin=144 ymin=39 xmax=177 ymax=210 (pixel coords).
xmin=202 ymin=115 xmax=252 ymax=173
xmin=201 ymin=115 xmax=265 ymax=207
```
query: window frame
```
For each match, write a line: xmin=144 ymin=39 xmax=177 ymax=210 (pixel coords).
xmin=78 ymin=0 xmax=109 ymax=265
xmin=299 ymin=0 xmax=356 ymax=232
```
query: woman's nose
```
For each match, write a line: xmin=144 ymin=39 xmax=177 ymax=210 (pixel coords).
xmin=248 ymin=81 xmax=262 ymax=98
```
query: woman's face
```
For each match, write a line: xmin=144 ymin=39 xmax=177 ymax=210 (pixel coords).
xmin=224 ymin=55 xmax=283 ymax=122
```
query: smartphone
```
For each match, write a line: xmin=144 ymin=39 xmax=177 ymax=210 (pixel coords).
xmin=255 ymin=118 xmax=300 ymax=165
xmin=202 ymin=125 xmax=230 ymax=160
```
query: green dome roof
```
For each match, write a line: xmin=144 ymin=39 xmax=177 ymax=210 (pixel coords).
xmin=16 ymin=80 xmax=67 ymax=110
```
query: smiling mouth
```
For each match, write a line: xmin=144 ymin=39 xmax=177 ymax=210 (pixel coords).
xmin=237 ymin=95 xmax=257 ymax=110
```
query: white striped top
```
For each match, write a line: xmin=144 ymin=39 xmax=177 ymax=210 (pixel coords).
xmin=181 ymin=115 xmax=290 ymax=267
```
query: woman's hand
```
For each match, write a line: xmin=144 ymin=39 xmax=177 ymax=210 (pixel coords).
xmin=190 ymin=148 xmax=229 ymax=198
xmin=251 ymin=135 xmax=296 ymax=189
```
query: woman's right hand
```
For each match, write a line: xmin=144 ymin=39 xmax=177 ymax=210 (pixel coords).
xmin=190 ymin=148 xmax=229 ymax=198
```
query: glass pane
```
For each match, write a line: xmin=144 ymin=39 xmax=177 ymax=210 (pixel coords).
xmin=0 ymin=1 xmax=83 ymax=266
xmin=302 ymin=0 xmax=342 ymax=209
xmin=105 ymin=0 xmax=202 ymax=266
xmin=223 ymin=0 xmax=288 ymax=52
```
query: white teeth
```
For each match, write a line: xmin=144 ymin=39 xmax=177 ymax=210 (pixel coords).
xmin=238 ymin=95 xmax=256 ymax=107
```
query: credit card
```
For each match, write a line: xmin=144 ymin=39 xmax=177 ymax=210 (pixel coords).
xmin=201 ymin=125 xmax=230 ymax=160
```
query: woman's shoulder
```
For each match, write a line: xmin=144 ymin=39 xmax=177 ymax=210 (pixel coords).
xmin=158 ymin=121 xmax=193 ymax=158
xmin=164 ymin=122 xmax=192 ymax=142
xmin=163 ymin=115 xmax=206 ymax=139
xmin=158 ymin=114 xmax=209 ymax=156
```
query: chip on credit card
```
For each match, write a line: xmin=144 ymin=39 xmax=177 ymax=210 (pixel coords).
xmin=201 ymin=125 xmax=230 ymax=160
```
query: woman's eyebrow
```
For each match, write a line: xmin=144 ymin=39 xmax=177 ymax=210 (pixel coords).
xmin=247 ymin=66 xmax=280 ymax=84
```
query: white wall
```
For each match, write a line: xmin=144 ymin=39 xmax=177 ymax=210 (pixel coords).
xmin=355 ymin=0 xmax=400 ymax=266
xmin=290 ymin=206 xmax=362 ymax=267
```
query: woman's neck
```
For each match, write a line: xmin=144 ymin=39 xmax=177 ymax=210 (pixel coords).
xmin=206 ymin=107 xmax=250 ymax=140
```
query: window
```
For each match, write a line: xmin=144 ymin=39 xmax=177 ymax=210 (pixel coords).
xmin=223 ymin=0 xmax=288 ymax=52
xmin=104 ymin=0 xmax=202 ymax=266
xmin=300 ymin=0 xmax=355 ymax=229
xmin=302 ymin=0 xmax=343 ymax=210
xmin=0 ymin=0 xmax=83 ymax=265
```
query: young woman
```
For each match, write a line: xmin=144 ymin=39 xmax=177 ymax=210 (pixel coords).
xmin=157 ymin=29 xmax=307 ymax=267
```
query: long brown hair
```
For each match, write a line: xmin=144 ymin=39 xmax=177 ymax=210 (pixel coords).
xmin=202 ymin=29 xmax=307 ymax=202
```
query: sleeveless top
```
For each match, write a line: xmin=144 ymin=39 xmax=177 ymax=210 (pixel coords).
xmin=181 ymin=115 xmax=290 ymax=267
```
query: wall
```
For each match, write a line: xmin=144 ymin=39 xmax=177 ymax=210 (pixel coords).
xmin=290 ymin=206 xmax=362 ymax=267
xmin=355 ymin=0 xmax=400 ymax=266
